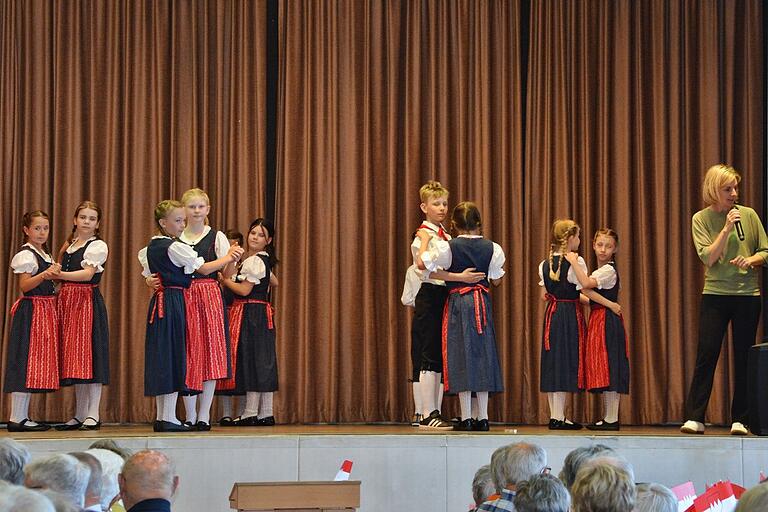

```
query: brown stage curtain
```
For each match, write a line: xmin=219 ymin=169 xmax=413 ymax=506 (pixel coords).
xmin=525 ymin=0 xmax=764 ymax=425
xmin=277 ymin=0 xmax=763 ymax=425
xmin=277 ymin=0 xmax=523 ymax=423
xmin=0 ymin=0 xmax=266 ymax=423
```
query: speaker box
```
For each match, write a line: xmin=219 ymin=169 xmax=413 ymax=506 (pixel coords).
xmin=748 ymin=342 xmax=768 ymax=435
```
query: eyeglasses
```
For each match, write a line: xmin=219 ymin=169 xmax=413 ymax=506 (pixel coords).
xmin=541 ymin=467 xmax=551 ymax=475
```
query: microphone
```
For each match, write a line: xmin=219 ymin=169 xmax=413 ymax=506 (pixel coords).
xmin=732 ymin=204 xmax=745 ymax=241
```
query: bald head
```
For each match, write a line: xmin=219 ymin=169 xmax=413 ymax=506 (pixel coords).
xmin=118 ymin=450 xmax=178 ymax=509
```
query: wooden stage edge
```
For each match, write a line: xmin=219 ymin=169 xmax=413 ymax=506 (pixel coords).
xmin=0 ymin=422 xmax=753 ymax=439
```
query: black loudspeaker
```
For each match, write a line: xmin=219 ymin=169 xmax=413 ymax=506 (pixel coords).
xmin=748 ymin=343 xmax=768 ymax=435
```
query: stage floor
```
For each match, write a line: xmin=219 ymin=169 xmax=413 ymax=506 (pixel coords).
xmin=5 ymin=423 xmax=766 ymax=512
xmin=0 ymin=422 xmax=743 ymax=439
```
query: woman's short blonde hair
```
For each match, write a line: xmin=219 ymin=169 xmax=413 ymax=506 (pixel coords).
xmin=702 ymin=164 xmax=741 ymax=206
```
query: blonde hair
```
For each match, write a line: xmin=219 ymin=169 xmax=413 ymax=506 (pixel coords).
xmin=548 ymin=219 xmax=579 ymax=281
xmin=702 ymin=164 xmax=740 ymax=206
xmin=419 ymin=181 xmax=449 ymax=203
xmin=180 ymin=188 xmax=210 ymax=206
xmin=154 ymin=200 xmax=183 ymax=237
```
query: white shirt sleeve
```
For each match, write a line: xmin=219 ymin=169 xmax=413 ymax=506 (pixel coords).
xmin=82 ymin=240 xmax=108 ymax=272
xmin=214 ymin=231 xmax=231 ymax=259
xmin=137 ymin=247 xmax=151 ymax=277
xmin=567 ymin=256 xmax=589 ymax=290
xmin=487 ymin=242 xmax=506 ymax=280
xmin=401 ymin=264 xmax=422 ymax=307
xmin=11 ymin=250 xmax=38 ymax=274
xmin=538 ymin=260 xmax=545 ymax=286
xmin=168 ymin=242 xmax=205 ymax=274
xmin=591 ymin=264 xmax=617 ymax=290
xmin=239 ymin=255 xmax=267 ymax=284
xmin=420 ymin=239 xmax=452 ymax=274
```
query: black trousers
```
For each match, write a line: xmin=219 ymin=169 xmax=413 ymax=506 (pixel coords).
xmin=685 ymin=294 xmax=761 ymax=424
xmin=411 ymin=283 xmax=448 ymax=381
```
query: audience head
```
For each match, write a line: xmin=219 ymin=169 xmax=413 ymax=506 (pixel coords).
xmin=571 ymin=462 xmax=636 ymax=512
xmin=0 ymin=438 xmax=31 ymax=485
xmin=633 ymin=483 xmax=677 ymax=512
xmin=735 ymin=482 xmax=768 ymax=512
xmin=514 ymin=473 xmax=570 ymax=512
xmin=472 ymin=464 xmax=496 ymax=506
xmin=559 ymin=444 xmax=617 ymax=490
xmin=88 ymin=439 xmax=132 ymax=461
xmin=86 ymin=448 xmax=126 ymax=511
xmin=0 ymin=481 xmax=55 ymax=512
xmin=580 ymin=454 xmax=635 ymax=484
xmin=38 ymin=489 xmax=82 ymax=512
xmin=68 ymin=452 xmax=102 ymax=510
xmin=24 ymin=454 xmax=90 ymax=507
xmin=490 ymin=442 xmax=547 ymax=493
xmin=118 ymin=450 xmax=178 ymax=509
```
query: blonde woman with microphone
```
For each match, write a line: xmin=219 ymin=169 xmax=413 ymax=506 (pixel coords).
xmin=681 ymin=164 xmax=768 ymax=435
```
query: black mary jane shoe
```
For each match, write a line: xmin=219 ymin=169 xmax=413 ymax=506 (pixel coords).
xmin=8 ymin=419 xmax=51 ymax=432
xmin=54 ymin=418 xmax=83 ymax=431
xmin=182 ymin=421 xmax=198 ymax=431
xmin=473 ymin=419 xmax=490 ymax=432
xmin=454 ymin=418 xmax=476 ymax=431
xmin=155 ymin=420 xmax=191 ymax=433
xmin=232 ymin=415 xmax=259 ymax=426
xmin=153 ymin=420 xmax=162 ymax=432
xmin=548 ymin=419 xmax=583 ymax=431
xmin=195 ymin=421 xmax=212 ymax=431
xmin=79 ymin=417 xmax=101 ymax=431
xmin=256 ymin=416 xmax=276 ymax=426
xmin=219 ymin=416 xmax=235 ymax=427
xmin=586 ymin=420 xmax=620 ymax=431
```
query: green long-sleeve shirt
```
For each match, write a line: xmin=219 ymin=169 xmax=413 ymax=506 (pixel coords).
xmin=692 ymin=205 xmax=768 ymax=295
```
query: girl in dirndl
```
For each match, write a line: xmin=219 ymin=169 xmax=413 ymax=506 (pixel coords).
xmin=177 ymin=188 xmax=239 ymax=430
xmin=565 ymin=228 xmax=627 ymax=431
xmin=216 ymin=228 xmax=245 ymax=426
xmin=417 ymin=202 xmax=505 ymax=432
xmin=539 ymin=219 xmax=587 ymax=430
xmin=219 ymin=219 xmax=279 ymax=426
xmin=54 ymin=201 xmax=109 ymax=431
xmin=4 ymin=211 xmax=61 ymax=432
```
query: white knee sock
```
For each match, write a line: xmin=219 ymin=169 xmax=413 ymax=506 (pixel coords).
xmin=471 ymin=396 xmax=479 ymax=419
xmin=476 ymin=392 xmax=489 ymax=420
xmin=183 ymin=395 xmax=197 ymax=424
xmin=458 ymin=391 xmax=472 ymax=420
xmin=548 ymin=392 xmax=565 ymax=421
xmin=260 ymin=392 xmax=274 ymax=418
xmin=161 ymin=393 xmax=180 ymax=424
xmin=197 ymin=380 xmax=216 ymax=424
xmin=604 ymin=392 xmax=620 ymax=423
xmin=10 ymin=392 xmax=30 ymax=423
xmin=412 ymin=381 xmax=423 ymax=415
xmin=419 ymin=371 xmax=438 ymax=416
xmin=243 ymin=392 xmax=260 ymax=419
xmin=435 ymin=374 xmax=444 ymax=412
xmin=155 ymin=397 xmax=164 ymax=421
xmin=74 ymin=384 xmax=89 ymax=421
xmin=237 ymin=397 xmax=246 ymax=417
xmin=86 ymin=383 xmax=102 ymax=421
xmin=220 ymin=396 xmax=233 ymax=418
